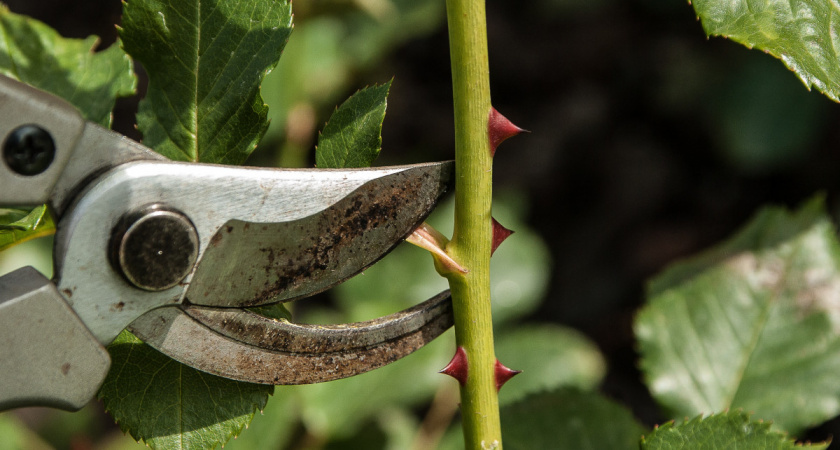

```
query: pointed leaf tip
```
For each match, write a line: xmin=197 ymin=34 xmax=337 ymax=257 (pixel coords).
xmin=488 ymin=107 xmax=526 ymax=156
xmin=494 ymin=359 xmax=522 ymax=391
xmin=440 ymin=346 xmax=469 ymax=386
xmin=491 ymin=217 xmax=514 ymax=255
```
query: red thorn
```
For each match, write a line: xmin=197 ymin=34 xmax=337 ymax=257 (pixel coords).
xmin=440 ymin=346 xmax=469 ymax=386
xmin=494 ymin=359 xmax=522 ymax=391
xmin=491 ymin=217 xmax=514 ymax=255
xmin=488 ymin=107 xmax=526 ymax=156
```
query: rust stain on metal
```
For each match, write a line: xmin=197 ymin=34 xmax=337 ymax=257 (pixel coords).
xmin=179 ymin=291 xmax=453 ymax=384
xmin=212 ymin=304 xmax=451 ymax=385
xmin=245 ymin=173 xmax=431 ymax=307
xmin=209 ymin=231 xmax=223 ymax=247
xmin=186 ymin=165 xmax=450 ymax=308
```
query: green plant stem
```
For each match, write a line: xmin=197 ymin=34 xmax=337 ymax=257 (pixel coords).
xmin=443 ymin=0 xmax=500 ymax=447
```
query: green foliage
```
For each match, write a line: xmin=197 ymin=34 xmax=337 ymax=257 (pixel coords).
xmin=690 ymin=0 xmax=840 ymax=102
xmin=637 ymin=197 xmax=840 ymax=435
xmin=98 ymin=331 xmax=273 ymax=450
xmin=495 ymin=325 xmax=606 ymax=406
xmin=120 ymin=0 xmax=293 ymax=164
xmin=0 ymin=5 xmax=135 ymax=127
xmin=641 ymin=412 xmax=829 ymax=449
xmin=261 ymin=0 xmax=445 ymax=143
xmin=316 ymin=81 xmax=391 ymax=168
xmin=500 ymin=389 xmax=647 ymax=450
xmin=0 ymin=413 xmax=52 ymax=450
xmin=0 ymin=206 xmax=53 ymax=252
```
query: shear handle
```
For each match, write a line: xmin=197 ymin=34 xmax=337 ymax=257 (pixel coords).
xmin=0 ymin=267 xmax=110 ymax=411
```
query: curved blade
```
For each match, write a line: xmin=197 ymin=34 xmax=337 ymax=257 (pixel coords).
xmin=128 ymin=291 xmax=453 ymax=384
xmin=186 ymin=161 xmax=453 ymax=307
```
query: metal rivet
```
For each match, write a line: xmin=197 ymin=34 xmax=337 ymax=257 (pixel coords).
xmin=111 ymin=205 xmax=199 ymax=291
xmin=3 ymin=125 xmax=56 ymax=176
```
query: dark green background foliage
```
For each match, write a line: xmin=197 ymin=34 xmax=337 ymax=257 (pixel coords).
xmin=3 ymin=0 xmax=840 ymax=448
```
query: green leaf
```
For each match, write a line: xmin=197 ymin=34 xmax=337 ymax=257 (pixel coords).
xmin=0 ymin=206 xmax=55 ymax=252
xmin=293 ymin=327 xmax=453 ymax=440
xmin=0 ymin=412 xmax=53 ymax=450
xmin=98 ymin=331 xmax=273 ymax=449
xmin=248 ymin=302 xmax=293 ymax=321
xmin=637 ymin=196 xmax=840 ymax=434
xmin=641 ymin=412 xmax=829 ymax=449
xmin=500 ymin=389 xmax=647 ymax=450
xmin=120 ymin=0 xmax=293 ymax=164
xmin=0 ymin=5 xmax=135 ymax=126
xmin=316 ymin=81 xmax=391 ymax=168
xmin=221 ymin=394 xmax=298 ymax=450
xmin=495 ymin=324 xmax=606 ymax=405
xmin=690 ymin=0 xmax=840 ymax=102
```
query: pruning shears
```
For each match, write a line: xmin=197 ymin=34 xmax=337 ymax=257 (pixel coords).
xmin=0 ymin=74 xmax=454 ymax=411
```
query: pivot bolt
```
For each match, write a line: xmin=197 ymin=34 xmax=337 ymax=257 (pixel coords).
xmin=3 ymin=125 xmax=56 ymax=176
xmin=111 ymin=205 xmax=199 ymax=291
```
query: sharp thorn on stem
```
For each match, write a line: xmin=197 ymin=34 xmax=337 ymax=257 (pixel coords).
xmin=488 ymin=107 xmax=527 ymax=156
xmin=491 ymin=217 xmax=514 ymax=255
xmin=494 ymin=359 xmax=522 ymax=391
xmin=440 ymin=346 xmax=469 ymax=386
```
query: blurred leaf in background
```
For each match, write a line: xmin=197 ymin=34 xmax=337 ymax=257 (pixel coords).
xmin=641 ymin=412 xmax=828 ymax=449
xmin=706 ymin=52 xmax=830 ymax=175
xmin=257 ymin=0 xmax=445 ymax=167
xmin=636 ymin=196 xmax=840 ymax=436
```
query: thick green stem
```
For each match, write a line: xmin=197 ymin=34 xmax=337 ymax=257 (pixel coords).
xmin=444 ymin=0 xmax=500 ymax=448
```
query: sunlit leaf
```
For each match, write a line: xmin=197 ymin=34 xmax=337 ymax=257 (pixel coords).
xmin=316 ymin=81 xmax=391 ymax=168
xmin=637 ymin=196 xmax=840 ymax=434
xmin=120 ymin=0 xmax=293 ymax=163
xmin=0 ymin=5 xmax=135 ymax=126
xmin=641 ymin=412 xmax=828 ymax=449
xmin=690 ymin=0 xmax=840 ymax=102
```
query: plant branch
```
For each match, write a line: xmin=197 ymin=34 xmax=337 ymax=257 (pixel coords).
xmin=443 ymin=0 xmax=501 ymax=447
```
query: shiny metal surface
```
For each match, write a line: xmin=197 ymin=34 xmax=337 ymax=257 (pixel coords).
xmin=54 ymin=160 xmax=453 ymax=344
xmin=112 ymin=206 xmax=200 ymax=291
xmin=0 ymin=74 xmax=164 ymax=213
xmin=129 ymin=291 xmax=453 ymax=384
xmin=186 ymin=161 xmax=452 ymax=307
